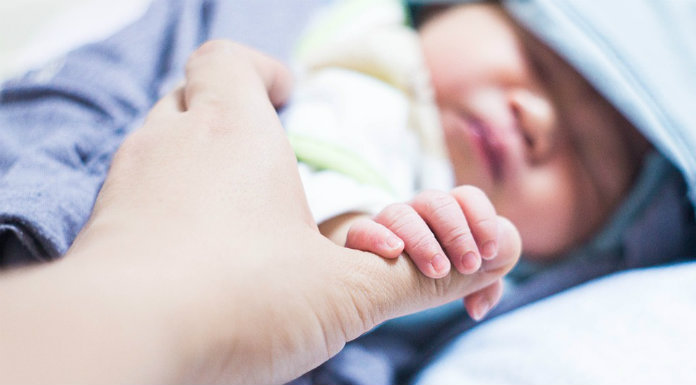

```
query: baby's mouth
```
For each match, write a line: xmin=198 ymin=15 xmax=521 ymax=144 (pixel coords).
xmin=468 ymin=118 xmax=505 ymax=182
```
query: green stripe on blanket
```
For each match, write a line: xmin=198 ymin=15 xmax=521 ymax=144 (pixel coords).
xmin=289 ymin=133 xmax=396 ymax=194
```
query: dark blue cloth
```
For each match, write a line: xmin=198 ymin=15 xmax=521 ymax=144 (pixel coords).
xmin=0 ymin=0 xmax=327 ymax=265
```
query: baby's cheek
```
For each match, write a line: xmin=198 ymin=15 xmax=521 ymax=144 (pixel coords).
xmin=498 ymin=163 xmax=586 ymax=260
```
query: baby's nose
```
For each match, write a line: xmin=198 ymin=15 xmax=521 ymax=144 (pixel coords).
xmin=508 ymin=88 xmax=556 ymax=163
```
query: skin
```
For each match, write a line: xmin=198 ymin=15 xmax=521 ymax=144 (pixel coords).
xmin=0 ymin=41 xmax=521 ymax=385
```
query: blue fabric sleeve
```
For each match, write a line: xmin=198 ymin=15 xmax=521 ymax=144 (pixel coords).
xmin=0 ymin=0 xmax=206 ymax=265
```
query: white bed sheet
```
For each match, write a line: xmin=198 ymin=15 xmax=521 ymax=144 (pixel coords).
xmin=415 ymin=262 xmax=696 ymax=385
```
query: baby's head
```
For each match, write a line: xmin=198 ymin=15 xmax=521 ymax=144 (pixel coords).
xmin=416 ymin=3 xmax=650 ymax=260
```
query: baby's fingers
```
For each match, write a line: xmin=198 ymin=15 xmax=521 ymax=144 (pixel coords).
xmin=451 ymin=186 xmax=499 ymax=260
xmin=375 ymin=204 xmax=451 ymax=278
xmin=464 ymin=278 xmax=504 ymax=321
xmin=345 ymin=218 xmax=404 ymax=259
xmin=411 ymin=191 xmax=481 ymax=275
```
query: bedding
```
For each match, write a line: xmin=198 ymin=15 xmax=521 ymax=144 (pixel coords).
xmin=415 ymin=261 xmax=696 ymax=385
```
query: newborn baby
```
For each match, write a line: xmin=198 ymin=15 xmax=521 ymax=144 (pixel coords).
xmin=284 ymin=0 xmax=650 ymax=319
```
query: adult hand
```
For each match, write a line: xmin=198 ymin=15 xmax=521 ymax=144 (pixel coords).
xmin=1 ymin=41 xmax=521 ymax=384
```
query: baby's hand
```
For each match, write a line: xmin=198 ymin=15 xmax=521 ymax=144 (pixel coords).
xmin=345 ymin=186 xmax=502 ymax=320
xmin=345 ymin=186 xmax=499 ymax=278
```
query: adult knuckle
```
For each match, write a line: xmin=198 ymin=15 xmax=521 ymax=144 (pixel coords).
xmin=187 ymin=40 xmax=242 ymax=73
xmin=432 ymin=276 xmax=451 ymax=297
xmin=418 ymin=273 xmax=450 ymax=298
xmin=195 ymin=39 xmax=237 ymax=57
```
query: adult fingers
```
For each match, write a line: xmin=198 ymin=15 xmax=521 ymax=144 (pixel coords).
xmin=451 ymin=185 xmax=498 ymax=260
xmin=411 ymin=190 xmax=481 ymax=275
xmin=374 ymin=203 xmax=451 ymax=278
xmin=147 ymin=86 xmax=185 ymax=121
xmin=184 ymin=40 xmax=291 ymax=112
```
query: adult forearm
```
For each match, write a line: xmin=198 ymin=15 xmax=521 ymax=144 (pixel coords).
xmin=0 ymin=257 xmax=189 ymax=384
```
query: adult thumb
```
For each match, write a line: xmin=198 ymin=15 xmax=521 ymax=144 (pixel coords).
xmin=326 ymin=216 xmax=521 ymax=342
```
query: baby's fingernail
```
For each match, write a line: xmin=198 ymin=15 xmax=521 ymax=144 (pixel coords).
xmin=481 ymin=240 xmax=497 ymax=260
xmin=460 ymin=251 xmax=479 ymax=273
xmin=472 ymin=299 xmax=491 ymax=321
xmin=386 ymin=236 xmax=403 ymax=250
xmin=430 ymin=253 xmax=449 ymax=275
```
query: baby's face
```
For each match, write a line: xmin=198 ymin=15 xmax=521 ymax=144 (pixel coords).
xmin=420 ymin=4 xmax=649 ymax=260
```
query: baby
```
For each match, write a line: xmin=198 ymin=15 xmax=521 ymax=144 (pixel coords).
xmin=284 ymin=1 xmax=650 ymax=319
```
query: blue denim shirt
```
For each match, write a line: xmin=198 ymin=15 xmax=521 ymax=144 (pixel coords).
xmin=0 ymin=0 xmax=327 ymax=265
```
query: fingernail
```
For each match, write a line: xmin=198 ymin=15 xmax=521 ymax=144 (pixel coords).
xmin=431 ymin=253 xmax=449 ymax=274
xmin=461 ymin=251 xmax=479 ymax=273
xmin=386 ymin=236 xmax=403 ymax=250
xmin=481 ymin=240 xmax=497 ymax=260
xmin=472 ymin=299 xmax=491 ymax=321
